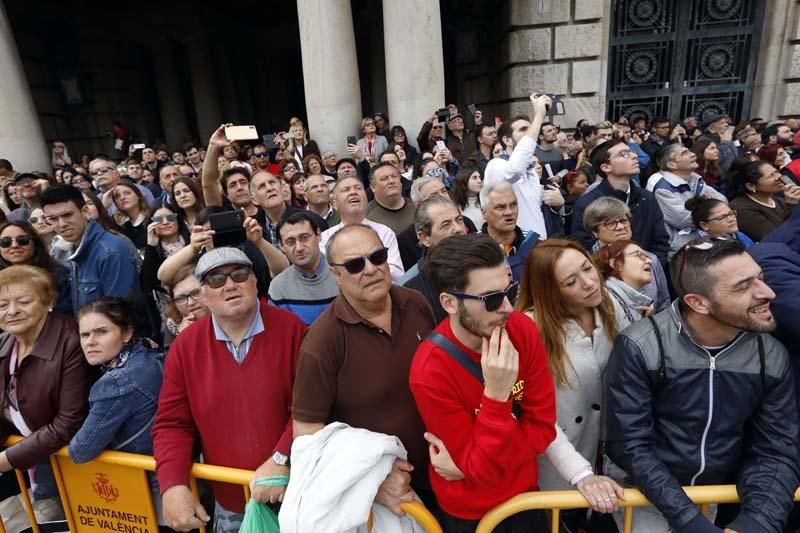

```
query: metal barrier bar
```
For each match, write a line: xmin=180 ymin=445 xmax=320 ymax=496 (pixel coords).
xmin=476 ymin=486 xmax=800 ymax=533
xmin=2 ymin=436 xmax=442 ymax=532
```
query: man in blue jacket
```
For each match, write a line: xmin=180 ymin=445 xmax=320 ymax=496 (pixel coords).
xmin=571 ymin=138 xmax=670 ymax=265
xmin=606 ymin=236 xmax=800 ymax=533
xmin=40 ymin=186 xmax=140 ymax=315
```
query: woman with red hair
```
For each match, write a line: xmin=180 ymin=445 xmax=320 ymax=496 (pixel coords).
xmin=517 ymin=239 xmax=624 ymax=530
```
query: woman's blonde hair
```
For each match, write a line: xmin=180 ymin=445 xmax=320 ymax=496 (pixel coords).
xmin=0 ymin=265 xmax=57 ymax=308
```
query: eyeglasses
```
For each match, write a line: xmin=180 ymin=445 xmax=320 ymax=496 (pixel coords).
xmin=330 ymin=247 xmax=389 ymax=274
xmin=42 ymin=211 xmax=78 ymax=225
xmin=152 ymin=214 xmax=178 ymax=223
xmin=281 ymin=232 xmax=315 ymax=248
xmin=254 ymin=153 xmax=269 ymax=158
xmin=172 ymin=287 xmax=202 ymax=308
xmin=608 ymin=149 xmax=636 ymax=161
xmin=449 ymin=282 xmax=519 ymax=313
xmin=705 ymin=210 xmax=737 ymax=223
xmin=183 ymin=172 xmax=197 ymax=178
xmin=90 ymin=167 xmax=114 ymax=177
xmin=677 ymin=236 xmax=732 ymax=287
xmin=426 ymin=168 xmax=445 ymax=177
xmin=0 ymin=236 xmax=32 ymax=248
xmin=625 ymin=249 xmax=650 ymax=262
xmin=600 ymin=216 xmax=631 ymax=230
xmin=203 ymin=266 xmax=252 ymax=289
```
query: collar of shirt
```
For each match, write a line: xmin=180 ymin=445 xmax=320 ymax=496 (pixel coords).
xmin=298 ymin=255 xmax=328 ymax=279
xmin=211 ymin=305 xmax=264 ymax=362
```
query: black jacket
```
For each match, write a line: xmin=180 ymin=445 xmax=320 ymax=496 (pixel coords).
xmin=571 ymin=178 xmax=670 ymax=265
xmin=606 ymin=303 xmax=800 ymax=533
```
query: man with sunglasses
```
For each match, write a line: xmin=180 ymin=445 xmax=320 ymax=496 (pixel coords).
xmin=417 ymin=109 xmax=448 ymax=153
xmin=40 ymin=185 xmax=140 ymax=315
xmin=605 ymin=237 xmax=799 ymax=533
xmin=409 ymin=233 xmax=555 ymax=530
xmin=154 ymin=246 xmax=306 ymax=532
xmin=571 ymin=138 xmax=670 ymax=265
xmin=293 ymin=223 xmax=437 ymax=515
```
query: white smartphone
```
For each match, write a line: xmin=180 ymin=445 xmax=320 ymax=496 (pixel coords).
xmin=132 ymin=144 xmax=146 ymax=150
xmin=435 ymin=140 xmax=447 ymax=152
xmin=225 ymin=125 xmax=259 ymax=141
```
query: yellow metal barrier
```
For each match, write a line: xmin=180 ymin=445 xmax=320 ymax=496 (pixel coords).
xmin=3 ymin=435 xmax=442 ymax=533
xmin=476 ymin=486 xmax=800 ymax=533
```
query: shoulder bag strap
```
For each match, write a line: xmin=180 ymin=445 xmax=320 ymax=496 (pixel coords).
xmin=426 ymin=332 xmax=484 ymax=384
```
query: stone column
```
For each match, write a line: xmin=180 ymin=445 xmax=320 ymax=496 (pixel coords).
xmin=185 ymin=36 xmax=223 ymax=143
xmin=149 ymin=41 xmax=191 ymax=150
xmin=383 ymin=0 xmax=445 ymax=149
xmin=297 ymin=0 xmax=362 ymax=155
xmin=0 ymin=1 xmax=49 ymax=172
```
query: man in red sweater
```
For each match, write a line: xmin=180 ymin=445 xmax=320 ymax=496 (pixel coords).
xmin=152 ymin=247 xmax=306 ymax=532
xmin=409 ymin=233 xmax=556 ymax=531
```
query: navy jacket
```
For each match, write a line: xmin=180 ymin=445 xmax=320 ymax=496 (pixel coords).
xmin=571 ymin=178 xmax=670 ymax=265
xmin=606 ymin=303 xmax=800 ymax=533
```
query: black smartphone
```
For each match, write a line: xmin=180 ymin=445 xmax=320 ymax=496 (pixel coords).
xmin=467 ymin=103 xmax=478 ymax=116
xmin=262 ymin=133 xmax=275 ymax=147
xmin=547 ymin=95 xmax=566 ymax=116
xmin=210 ymin=210 xmax=246 ymax=247
xmin=436 ymin=108 xmax=450 ymax=123
xmin=347 ymin=136 xmax=357 ymax=146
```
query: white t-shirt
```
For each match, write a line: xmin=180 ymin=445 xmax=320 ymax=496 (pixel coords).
xmin=319 ymin=218 xmax=405 ymax=283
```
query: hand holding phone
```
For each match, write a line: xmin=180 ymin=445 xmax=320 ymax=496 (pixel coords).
xmin=347 ymin=136 xmax=357 ymax=146
xmin=210 ymin=210 xmax=247 ymax=247
xmin=225 ymin=125 xmax=259 ymax=141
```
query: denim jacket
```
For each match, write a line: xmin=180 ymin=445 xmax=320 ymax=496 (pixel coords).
xmin=68 ymin=339 xmax=163 ymax=463
xmin=69 ymin=219 xmax=141 ymax=315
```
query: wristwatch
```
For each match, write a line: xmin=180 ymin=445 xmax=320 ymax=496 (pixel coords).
xmin=272 ymin=451 xmax=289 ymax=467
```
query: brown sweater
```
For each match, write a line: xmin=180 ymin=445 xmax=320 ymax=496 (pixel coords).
xmin=729 ymin=195 xmax=794 ymax=242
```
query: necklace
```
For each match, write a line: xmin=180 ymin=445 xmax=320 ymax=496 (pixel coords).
xmin=746 ymin=194 xmax=775 ymax=208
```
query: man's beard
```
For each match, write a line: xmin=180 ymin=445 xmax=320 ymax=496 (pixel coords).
xmin=708 ymin=298 xmax=776 ymax=334
xmin=457 ymin=300 xmax=509 ymax=340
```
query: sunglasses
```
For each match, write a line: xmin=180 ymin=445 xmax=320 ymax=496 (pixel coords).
xmin=426 ymin=168 xmax=445 ymax=177
xmin=254 ymin=153 xmax=269 ymax=158
xmin=28 ymin=216 xmax=42 ymax=224
xmin=152 ymin=214 xmax=178 ymax=223
xmin=203 ymin=266 xmax=252 ymax=289
xmin=0 ymin=236 xmax=32 ymax=248
xmin=183 ymin=172 xmax=197 ymax=178
xmin=677 ymin=236 xmax=732 ymax=287
xmin=449 ymin=282 xmax=519 ymax=313
xmin=330 ymin=247 xmax=389 ymax=274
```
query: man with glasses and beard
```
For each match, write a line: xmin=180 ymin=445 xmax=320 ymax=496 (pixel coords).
xmin=605 ymin=237 xmax=800 ymax=533
xmin=154 ymin=247 xmax=305 ymax=532
xmin=408 ymin=233 xmax=556 ymax=532
xmin=292 ymin=223 xmax=437 ymax=514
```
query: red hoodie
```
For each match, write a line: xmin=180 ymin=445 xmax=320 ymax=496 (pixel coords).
xmin=409 ymin=312 xmax=556 ymax=520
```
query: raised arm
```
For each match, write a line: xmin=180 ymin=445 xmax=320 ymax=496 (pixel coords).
xmin=201 ymin=124 xmax=231 ymax=207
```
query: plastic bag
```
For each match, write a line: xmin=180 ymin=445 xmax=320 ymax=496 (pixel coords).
xmin=239 ymin=499 xmax=280 ymax=533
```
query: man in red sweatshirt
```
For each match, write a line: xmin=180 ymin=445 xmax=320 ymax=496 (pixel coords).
xmin=152 ymin=247 xmax=306 ymax=532
xmin=409 ymin=233 xmax=556 ymax=532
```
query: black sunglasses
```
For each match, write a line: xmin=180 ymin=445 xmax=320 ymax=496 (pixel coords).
xmin=330 ymin=247 xmax=389 ymax=274
xmin=254 ymin=153 xmax=269 ymax=158
xmin=450 ymin=282 xmax=519 ymax=312
xmin=152 ymin=214 xmax=178 ymax=223
xmin=0 ymin=236 xmax=32 ymax=248
xmin=203 ymin=266 xmax=252 ymax=289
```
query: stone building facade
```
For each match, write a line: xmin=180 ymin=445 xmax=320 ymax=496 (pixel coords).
xmin=1 ymin=0 xmax=799 ymax=174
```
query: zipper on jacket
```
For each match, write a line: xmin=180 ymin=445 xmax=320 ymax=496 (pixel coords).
xmin=691 ymin=353 xmax=715 ymax=486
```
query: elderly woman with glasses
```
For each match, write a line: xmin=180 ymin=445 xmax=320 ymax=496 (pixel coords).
xmin=728 ymin=160 xmax=800 ymax=241
xmin=0 ymin=265 xmax=92 ymax=520
xmin=583 ymin=197 xmax=670 ymax=312
xmin=594 ymin=240 xmax=655 ymax=329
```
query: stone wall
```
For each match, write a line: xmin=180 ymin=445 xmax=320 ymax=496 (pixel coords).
xmin=500 ymin=0 xmax=612 ymax=128
xmin=752 ymin=0 xmax=800 ymax=119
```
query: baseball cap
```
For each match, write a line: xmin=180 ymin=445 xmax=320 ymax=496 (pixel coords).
xmin=195 ymin=247 xmax=253 ymax=281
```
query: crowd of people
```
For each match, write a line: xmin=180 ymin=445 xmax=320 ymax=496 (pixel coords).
xmin=0 ymin=90 xmax=799 ymax=533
